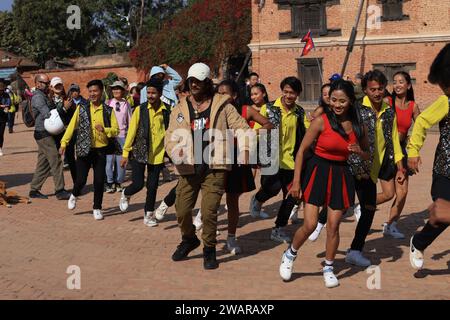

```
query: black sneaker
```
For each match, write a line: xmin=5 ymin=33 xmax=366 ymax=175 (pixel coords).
xmin=203 ymin=246 xmax=219 ymax=270
xmin=172 ymin=236 xmax=201 ymax=261
xmin=29 ymin=191 xmax=48 ymax=199
xmin=55 ymin=189 xmax=71 ymax=200
xmin=105 ymin=183 xmax=116 ymax=193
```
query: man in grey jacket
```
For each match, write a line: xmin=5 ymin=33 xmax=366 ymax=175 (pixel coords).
xmin=29 ymin=74 xmax=70 ymax=200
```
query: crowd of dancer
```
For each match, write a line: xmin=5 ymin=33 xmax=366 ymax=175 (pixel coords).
xmin=1 ymin=43 xmax=449 ymax=289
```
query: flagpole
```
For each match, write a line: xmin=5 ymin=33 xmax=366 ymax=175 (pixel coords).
xmin=341 ymin=0 xmax=365 ymax=76
xmin=315 ymin=56 xmax=323 ymax=84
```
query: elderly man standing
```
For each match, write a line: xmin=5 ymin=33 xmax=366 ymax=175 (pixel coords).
xmin=29 ymin=74 xmax=70 ymax=200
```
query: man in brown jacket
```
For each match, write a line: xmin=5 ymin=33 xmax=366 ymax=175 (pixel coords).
xmin=165 ymin=63 xmax=251 ymax=270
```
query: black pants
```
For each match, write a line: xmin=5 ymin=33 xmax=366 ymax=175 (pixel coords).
xmin=0 ymin=121 xmax=6 ymax=148
xmin=350 ymin=177 xmax=377 ymax=251
xmin=72 ymin=148 xmax=107 ymax=210
xmin=125 ymin=160 xmax=164 ymax=213
xmin=413 ymin=222 xmax=448 ymax=251
xmin=65 ymin=137 xmax=77 ymax=184
xmin=255 ymin=169 xmax=297 ymax=228
xmin=7 ymin=112 xmax=15 ymax=130
xmin=164 ymin=183 xmax=178 ymax=207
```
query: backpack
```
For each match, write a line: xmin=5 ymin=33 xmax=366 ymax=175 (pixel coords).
xmin=21 ymin=97 xmax=35 ymax=127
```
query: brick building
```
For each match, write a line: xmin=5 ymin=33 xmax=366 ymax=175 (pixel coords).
xmin=249 ymin=0 xmax=450 ymax=107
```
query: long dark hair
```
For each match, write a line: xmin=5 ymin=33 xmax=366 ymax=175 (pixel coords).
xmin=251 ymin=83 xmax=269 ymax=103
xmin=325 ymin=79 xmax=363 ymax=142
xmin=391 ymin=71 xmax=415 ymax=107
xmin=319 ymin=83 xmax=331 ymax=108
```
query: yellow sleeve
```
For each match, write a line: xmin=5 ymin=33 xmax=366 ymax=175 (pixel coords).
xmin=304 ymin=113 xmax=310 ymax=129
xmin=253 ymin=105 xmax=267 ymax=130
xmin=60 ymin=107 xmax=80 ymax=148
xmin=105 ymin=111 xmax=119 ymax=138
xmin=407 ymin=95 xmax=449 ymax=158
xmin=392 ymin=114 xmax=404 ymax=164
xmin=122 ymin=106 xmax=141 ymax=158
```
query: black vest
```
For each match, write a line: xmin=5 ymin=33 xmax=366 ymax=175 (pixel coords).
xmin=131 ymin=102 xmax=171 ymax=164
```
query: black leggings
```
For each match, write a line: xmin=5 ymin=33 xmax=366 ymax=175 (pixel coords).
xmin=72 ymin=148 xmax=107 ymax=210
xmin=124 ymin=161 xmax=164 ymax=213
xmin=255 ymin=169 xmax=297 ymax=228
xmin=0 ymin=121 xmax=6 ymax=148
xmin=317 ymin=177 xmax=377 ymax=252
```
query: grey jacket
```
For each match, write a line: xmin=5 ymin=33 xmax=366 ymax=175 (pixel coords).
xmin=31 ymin=89 xmax=52 ymax=133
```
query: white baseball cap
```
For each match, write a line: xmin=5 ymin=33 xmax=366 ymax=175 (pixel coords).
xmin=50 ymin=77 xmax=63 ymax=87
xmin=187 ymin=63 xmax=211 ymax=81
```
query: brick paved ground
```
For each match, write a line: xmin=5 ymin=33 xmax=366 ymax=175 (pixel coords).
xmin=0 ymin=120 xmax=449 ymax=300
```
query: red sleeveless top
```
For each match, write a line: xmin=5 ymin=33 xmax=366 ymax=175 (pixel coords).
xmin=315 ymin=114 xmax=357 ymax=162
xmin=241 ymin=105 xmax=255 ymax=128
xmin=395 ymin=101 xmax=415 ymax=135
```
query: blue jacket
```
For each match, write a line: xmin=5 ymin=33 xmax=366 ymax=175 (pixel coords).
xmin=141 ymin=66 xmax=182 ymax=107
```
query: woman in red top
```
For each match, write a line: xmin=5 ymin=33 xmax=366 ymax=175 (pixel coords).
xmin=278 ymin=80 xmax=369 ymax=288
xmin=381 ymin=71 xmax=421 ymax=239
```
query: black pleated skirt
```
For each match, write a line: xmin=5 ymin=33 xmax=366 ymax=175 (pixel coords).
xmin=302 ymin=154 xmax=355 ymax=210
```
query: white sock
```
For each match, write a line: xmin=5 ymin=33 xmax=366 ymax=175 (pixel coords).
xmin=325 ymin=259 xmax=334 ymax=266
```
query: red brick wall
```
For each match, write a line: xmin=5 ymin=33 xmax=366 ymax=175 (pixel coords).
xmin=250 ymin=0 xmax=450 ymax=108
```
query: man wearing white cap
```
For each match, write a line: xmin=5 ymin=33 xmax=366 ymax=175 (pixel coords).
xmin=140 ymin=64 xmax=182 ymax=108
xmin=165 ymin=63 xmax=251 ymax=270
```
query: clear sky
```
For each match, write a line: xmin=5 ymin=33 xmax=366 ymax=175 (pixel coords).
xmin=0 ymin=0 xmax=13 ymax=12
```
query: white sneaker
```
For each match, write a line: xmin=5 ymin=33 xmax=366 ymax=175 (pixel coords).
xmin=193 ymin=209 xmax=203 ymax=231
xmin=67 ymin=194 xmax=77 ymax=210
xmin=144 ymin=212 xmax=158 ymax=227
xmin=0 ymin=148 xmax=3 ymax=156
xmin=383 ymin=222 xmax=405 ymax=239
xmin=289 ymin=204 xmax=301 ymax=224
xmin=279 ymin=250 xmax=296 ymax=281
xmin=271 ymin=227 xmax=291 ymax=243
xmin=323 ymin=266 xmax=339 ymax=288
xmin=308 ymin=222 xmax=325 ymax=242
xmin=155 ymin=201 xmax=169 ymax=221
xmin=354 ymin=204 xmax=361 ymax=223
xmin=226 ymin=236 xmax=242 ymax=255
xmin=93 ymin=209 xmax=104 ymax=220
xmin=119 ymin=189 xmax=130 ymax=212
xmin=409 ymin=236 xmax=424 ymax=270
xmin=345 ymin=249 xmax=371 ymax=267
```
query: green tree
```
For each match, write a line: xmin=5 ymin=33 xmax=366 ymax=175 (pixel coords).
xmin=0 ymin=11 xmax=25 ymax=55
xmin=12 ymin=0 xmax=103 ymax=65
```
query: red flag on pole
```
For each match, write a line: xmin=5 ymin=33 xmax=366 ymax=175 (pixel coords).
xmin=301 ymin=30 xmax=315 ymax=57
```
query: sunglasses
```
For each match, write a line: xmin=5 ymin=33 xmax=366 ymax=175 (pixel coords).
xmin=115 ymin=102 xmax=121 ymax=112
xmin=39 ymin=81 xmax=50 ymax=85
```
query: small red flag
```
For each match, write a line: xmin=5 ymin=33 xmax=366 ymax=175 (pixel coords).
xmin=301 ymin=30 xmax=315 ymax=57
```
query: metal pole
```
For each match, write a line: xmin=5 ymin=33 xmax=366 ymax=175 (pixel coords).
xmin=341 ymin=0 xmax=365 ymax=76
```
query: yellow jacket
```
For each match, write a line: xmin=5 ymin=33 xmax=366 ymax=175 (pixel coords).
xmin=61 ymin=102 xmax=119 ymax=149
xmin=407 ymin=95 xmax=449 ymax=158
